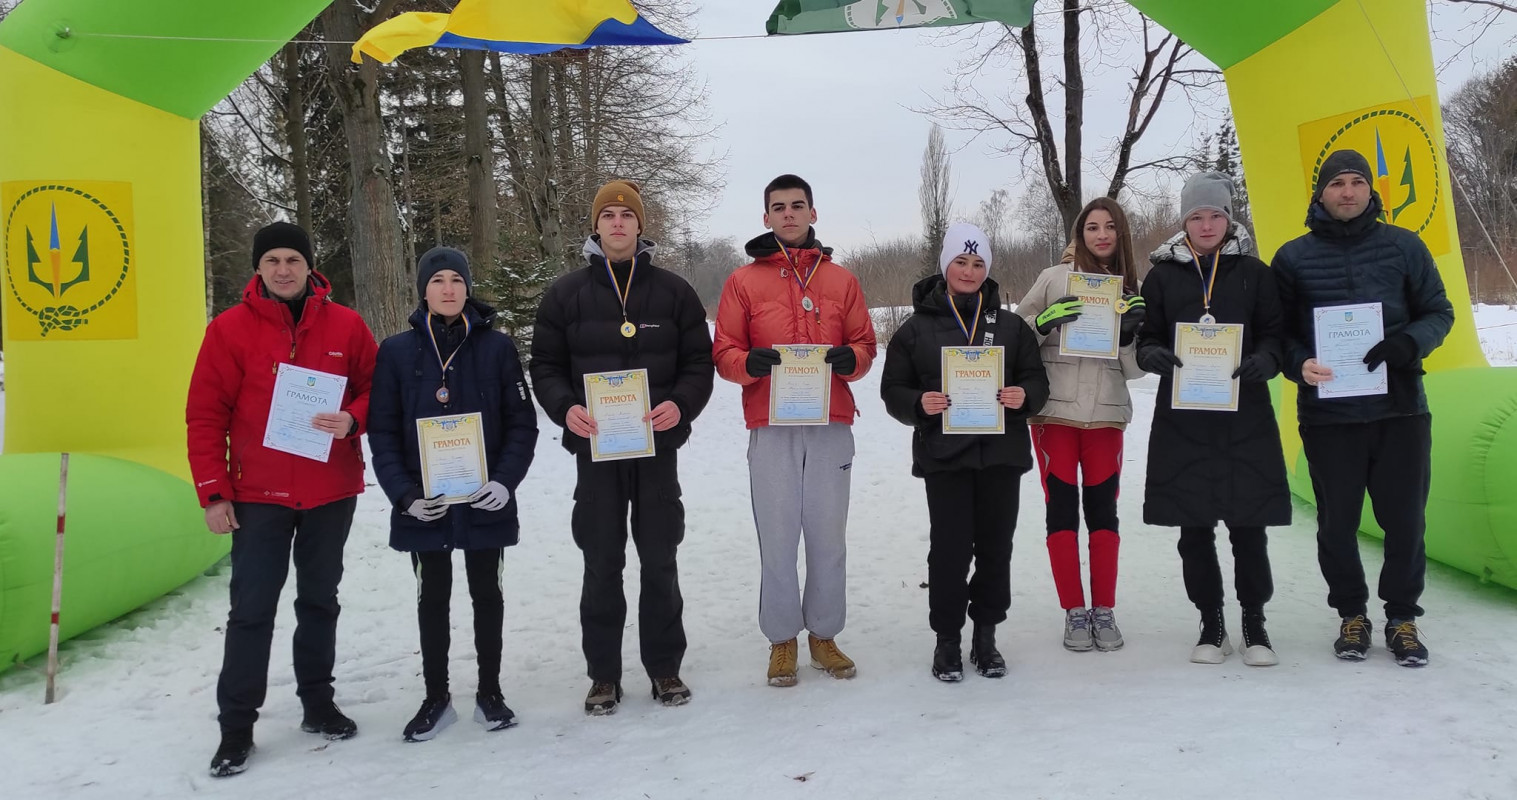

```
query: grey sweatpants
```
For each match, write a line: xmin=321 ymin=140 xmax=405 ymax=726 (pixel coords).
xmin=748 ymin=423 xmax=855 ymax=643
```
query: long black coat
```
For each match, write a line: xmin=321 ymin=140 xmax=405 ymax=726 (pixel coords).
xmin=369 ymin=300 xmax=540 ymax=551
xmin=881 ymin=275 xmax=1050 ymax=478
xmin=529 ymin=237 xmax=714 ymax=455
xmin=1272 ymin=195 xmax=1454 ymax=426
xmin=1137 ymin=231 xmax=1292 ymax=528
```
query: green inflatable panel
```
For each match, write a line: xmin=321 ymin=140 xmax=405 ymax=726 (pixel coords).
xmin=0 ymin=453 xmax=227 ymax=669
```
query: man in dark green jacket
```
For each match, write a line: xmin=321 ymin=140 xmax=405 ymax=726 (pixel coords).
xmin=1273 ymin=149 xmax=1454 ymax=668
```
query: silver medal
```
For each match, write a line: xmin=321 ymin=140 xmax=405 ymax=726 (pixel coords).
xmin=1199 ymin=313 xmax=1216 ymax=325
xmin=802 ymin=296 xmax=814 ymax=312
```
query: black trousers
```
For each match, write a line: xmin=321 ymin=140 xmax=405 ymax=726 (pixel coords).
xmin=1177 ymin=525 xmax=1273 ymax=611
xmin=1301 ymin=414 xmax=1431 ymax=619
xmin=411 ymin=548 xmax=505 ymax=698
xmin=571 ymin=449 xmax=686 ymax=683
xmin=217 ymin=497 xmax=356 ymax=731
xmin=923 ymin=466 xmax=1020 ymax=637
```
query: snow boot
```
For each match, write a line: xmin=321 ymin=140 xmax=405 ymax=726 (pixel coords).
xmin=651 ymin=676 xmax=692 ymax=706
xmin=1386 ymin=619 xmax=1429 ymax=667
xmin=300 ymin=701 xmax=357 ymax=741
xmin=1090 ymin=606 xmax=1125 ymax=652
xmin=1063 ymin=606 xmax=1094 ymax=652
xmin=768 ymin=638 xmax=799 ymax=687
xmin=808 ymin=634 xmax=857 ymax=679
xmin=584 ymin=681 xmax=623 ymax=716
xmin=932 ymin=635 xmax=964 ymax=682
xmin=1334 ymin=614 xmax=1371 ymax=661
xmin=1240 ymin=609 xmax=1279 ymax=667
xmin=208 ymin=727 xmax=254 ymax=778
xmin=403 ymin=693 xmax=457 ymax=741
xmin=474 ymin=691 xmax=518 ymax=731
xmin=1190 ymin=607 xmax=1232 ymax=664
xmin=969 ymin=624 xmax=1007 ymax=678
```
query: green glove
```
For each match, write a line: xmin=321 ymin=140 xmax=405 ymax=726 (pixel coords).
xmin=1035 ymin=296 xmax=1083 ymax=335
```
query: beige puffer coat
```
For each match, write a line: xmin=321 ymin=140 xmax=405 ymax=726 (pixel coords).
xmin=1016 ymin=262 xmax=1145 ymax=429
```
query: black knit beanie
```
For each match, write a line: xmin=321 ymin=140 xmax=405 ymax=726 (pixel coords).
xmin=1314 ymin=150 xmax=1374 ymax=200
xmin=416 ymin=246 xmax=473 ymax=300
xmin=251 ymin=221 xmax=315 ymax=271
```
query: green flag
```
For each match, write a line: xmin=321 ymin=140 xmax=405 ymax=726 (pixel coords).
xmin=766 ymin=0 xmax=1036 ymax=35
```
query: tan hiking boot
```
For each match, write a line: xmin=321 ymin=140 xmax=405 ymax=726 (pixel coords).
xmin=767 ymin=638 xmax=798 ymax=687
xmin=808 ymin=634 xmax=857 ymax=679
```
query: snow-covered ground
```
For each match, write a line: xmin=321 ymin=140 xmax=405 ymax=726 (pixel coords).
xmin=3 ymin=309 xmax=1517 ymax=799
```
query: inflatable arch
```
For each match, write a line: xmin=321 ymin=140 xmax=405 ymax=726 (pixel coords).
xmin=1 ymin=0 xmax=1512 ymax=671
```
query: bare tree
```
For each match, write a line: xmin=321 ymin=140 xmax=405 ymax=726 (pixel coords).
xmin=1444 ymin=57 xmax=1517 ymax=302
xmin=919 ymin=124 xmax=954 ymax=276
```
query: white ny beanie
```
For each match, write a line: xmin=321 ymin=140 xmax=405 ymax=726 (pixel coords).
xmin=939 ymin=222 xmax=993 ymax=275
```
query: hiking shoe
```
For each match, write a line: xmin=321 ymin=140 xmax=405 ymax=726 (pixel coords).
xmin=1334 ymin=614 xmax=1371 ymax=661
xmin=807 ymin=634 xmax=857 ymax=679
xmin=1191 ymin=607 xmax=1232 ymax=664
xmin=768 ymin=638 xmax=799 ymax=687
xmin=1090 ymin=606 xmax=1124 ymax=652
xmin=932 ymin=635 xmax=964 ymax=682
xmin=969 ymin=625 xmax=1006 ymax=678
xmin=300 ymin=701 xmax=358 ymax=741
xmin=1063 ymin=607 xmax=1094 ymax=652
xmin=403 ymin=693 xmax=457 ymax=742
xmin=584 ymin=681 xmax=623 ymax=716
xmin=651 ymin=676 xmax=692 ymax=706
xmin=473 ymin=691 xmax=518 ymax=731
xmin=1385 ymin=619 xmax=1429 ymax=667
xmin=208 ymin=727 xmax=254 ymax=778
xmin=1241 ymin=610 xmax=1279 ymax=667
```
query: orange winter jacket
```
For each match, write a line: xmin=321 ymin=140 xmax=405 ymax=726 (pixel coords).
xmin=713 ymin=232 xmax=878 ymax=429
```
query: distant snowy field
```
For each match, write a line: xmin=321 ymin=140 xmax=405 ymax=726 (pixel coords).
xmin=2 ymin=308 xmax=1516 ymax=799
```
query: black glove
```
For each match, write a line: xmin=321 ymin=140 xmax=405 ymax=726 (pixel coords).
xmin=1035 ymin=296 xmax=1083 ymax=335
xmin=824 ymin=345 xmax=858 ymax=377
xmin=1119 ymin=294 xmax=1146 ymax=346
xmin=1138 ymin=346 xmax=1184 ymax=375
xmin=1232 ymin=352 xmax=1278 ymax=383
xmin=1364 ymin=333 xmax=1419 ymax=372
xmin=746 ymin=347 xmax=783 ymax=378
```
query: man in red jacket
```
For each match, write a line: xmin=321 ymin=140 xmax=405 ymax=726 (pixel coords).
xmin=186 ymin=222 xmax=377 ymax=778
xmin=712 ymin=175 xmax=878 ymax=688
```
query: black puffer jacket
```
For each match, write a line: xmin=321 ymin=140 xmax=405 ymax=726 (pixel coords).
xmin=529 ymin=236 xmax=715 ymax=454
xmin=881 ymin=274 xmax=1049 ymax=478
xmin=1137 ymin=229 xmax=1291 ymax=528
xmin=1272 ymin=195 xmax=1454 ymax=425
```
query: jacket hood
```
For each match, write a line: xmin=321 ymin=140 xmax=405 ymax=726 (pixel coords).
xmin=583 ymin=234 xmax=657 ymax=265
xmin=744 ymin=228 xmax=831 ymax=261
xmin=1305 ymin=192 xmax=1383 ymax=240
xmin=911 ymin=273 xmax=1001 ymax=315
xmin=1150 ymin=223 xmax=1257 ymax=265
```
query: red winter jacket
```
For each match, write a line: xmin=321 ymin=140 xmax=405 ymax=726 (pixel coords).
xmin=713 ymin=232 xmax=878 ymax=429
xmin=186 ymin=273 xmax=378 ymax=509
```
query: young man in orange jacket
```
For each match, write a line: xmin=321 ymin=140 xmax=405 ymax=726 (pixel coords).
xmin=712 ymin=174 xmax=878 ymax=687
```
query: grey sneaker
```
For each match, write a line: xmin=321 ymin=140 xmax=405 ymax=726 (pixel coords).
xmin=1090 ymin=606 xmax=1124 ymax=651
xmin=1063 ymin=607 xmax=1094 ymax=651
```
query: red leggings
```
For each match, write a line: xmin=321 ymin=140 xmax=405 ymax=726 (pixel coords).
xmin=1032 ymin=424 xmax=1124 ymax=609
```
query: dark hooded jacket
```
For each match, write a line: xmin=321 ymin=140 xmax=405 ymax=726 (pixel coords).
xmin=1271 ymin=193 xmax=1454 ymax=426
xmin=369 ymin=298 xmax=539 ymax=551
xmin=529 ymin=236 xmax=714 ymax=454
xmin=881 ymin=274 xmax=1049 ymax=477
xmin=1137 ymin=227 xmax=1292 ymax=527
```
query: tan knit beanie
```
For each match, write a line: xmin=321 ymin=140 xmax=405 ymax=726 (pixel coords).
xmin=591 ymin=180 xmax=645 ymax=233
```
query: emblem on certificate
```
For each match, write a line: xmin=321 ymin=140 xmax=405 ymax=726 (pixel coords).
xmin=1171 ymin=322 xmax=1244 ymax=412
xmin=1313 ymin=302 xmax=1388 ymax=399
xmin=584 ymin=368 xmax=656 ymax=461
xmin=941 ymin=346 xmax=1005 ymax=435
xmin=416 ymin=412 xmax=489 ymax=503
xmin=1058 ymin=272 xmax=1123 ymax=360
xmin=769 ymin=344 xmax=832 ymax=426
xmin=263 ymin=364 xmax=348 ymax=463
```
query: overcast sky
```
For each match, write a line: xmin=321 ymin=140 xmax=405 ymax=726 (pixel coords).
xmin=677 ymin=1 xmax=1517 ymax=255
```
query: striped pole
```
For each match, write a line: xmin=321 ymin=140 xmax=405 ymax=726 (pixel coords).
xmin=44 ymin=452 xmax=70 ymax=705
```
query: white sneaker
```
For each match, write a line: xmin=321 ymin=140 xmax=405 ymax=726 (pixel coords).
xmin=1191 ymin=636 xmax=1233 ymax=664
xmin=1063 ymin=607 xmax=1094 ymax=651
xmin=1190 ymin=608 xmax=1231 ymax=664
xmin=1090 ymin=606 xmax=1124 ymax=651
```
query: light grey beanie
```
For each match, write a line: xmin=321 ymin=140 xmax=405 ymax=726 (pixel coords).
xmin=1180 ymin=171 xmax=1235 ymax=223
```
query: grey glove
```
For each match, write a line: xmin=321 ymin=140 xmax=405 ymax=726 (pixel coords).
xmin=469 ymin=481 xmax=511 ymax=512
xmin=406 ymin=494 xmax=448 ymax=522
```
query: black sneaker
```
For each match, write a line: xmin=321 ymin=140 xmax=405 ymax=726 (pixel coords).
xmin=474 ymin=691 xmax=518 ymax=731
xmin=585 ymin=681 xmax=623 ymax=716
xmin=1240 ymin=610 xmax=1279 ymax=667
xmin=1385 ymin=619 xmax=1430 ymax=667
xmin=1190 ymin=607 xmax=1232 ymax=664
xmin=208 ymin=727 xmax=254 ymax=778
xmin=969 ymin=625 xmax=1006 ymax=678
xmin=1334 ymin=614 xmax=1372 ymax=661
xmin=300 ymin=701 xmax=358 ymax=740
xmin=651 ymin=676 xmax=692 ymax=706
xmin=932 ymin=635 xmax=964 ymax=682
xmin=403 ymin=693 xmax=457 ymax=742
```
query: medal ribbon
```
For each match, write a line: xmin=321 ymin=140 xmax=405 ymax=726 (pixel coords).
xmin=948 ymin=292 xmax=983 ymax=345
xmin=1184 ymin=239 xmax=1221 ymax=319
xmin=605 ymin=255 xmax=637 ymax=325
xmin=426 ymin=313 xmax=472 ymax=386
xmin=776 ymin=239 xmax=822 ymax=300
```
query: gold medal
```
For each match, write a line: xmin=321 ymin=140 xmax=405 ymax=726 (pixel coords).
xmin=621 ymin=321 xmax=636 ymax=338
xmin=1115 ymin=298 xmax=1130 ymax=314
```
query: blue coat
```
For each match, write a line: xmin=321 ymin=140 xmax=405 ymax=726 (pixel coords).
xmin=369 ymin=300 xmax=539 ymax=551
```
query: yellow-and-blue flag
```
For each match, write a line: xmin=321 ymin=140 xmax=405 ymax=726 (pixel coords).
xmin=352 ymin=0 xmax=687 ymax=64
